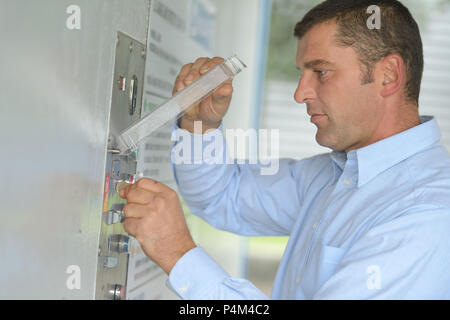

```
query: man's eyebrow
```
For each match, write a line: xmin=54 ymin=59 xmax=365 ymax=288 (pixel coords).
xmin=297 ymin=59 xmax=335 ymax=71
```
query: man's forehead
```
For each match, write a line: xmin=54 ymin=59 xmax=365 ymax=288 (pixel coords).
xmin=296 ymin=21 xmax=338 ymax=67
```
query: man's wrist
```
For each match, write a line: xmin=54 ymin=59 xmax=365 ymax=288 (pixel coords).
xmin=159 ymin=240 xmax=197 ymax=275
xmin=179 ymin=115 xmax=221 ymax=134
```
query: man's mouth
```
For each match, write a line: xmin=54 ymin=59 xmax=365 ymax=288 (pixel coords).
xmin=309 ymin=113 xmax=327 ymax=123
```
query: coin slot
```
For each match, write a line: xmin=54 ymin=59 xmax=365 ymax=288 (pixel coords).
xmin=129 ymin=75 xmax=138 ymax=116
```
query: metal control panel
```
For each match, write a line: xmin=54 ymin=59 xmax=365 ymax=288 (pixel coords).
xmin=95 ymin=32 xmax=145 ymax=300
xmin=109 ymin=32 xmax=146 ymax=145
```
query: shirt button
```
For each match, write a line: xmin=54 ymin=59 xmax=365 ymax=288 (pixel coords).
xmin=296 ymin=276 xmax=302 ymax=284
xmin=343 ymin=178 xmax=352 ymax=186
xmin=312 ymin=223 xmax=318 ymax=230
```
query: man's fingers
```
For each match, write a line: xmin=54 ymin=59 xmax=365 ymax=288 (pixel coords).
xmin=122 ymin=186 xmax=156 ymax=205
xmin=134 ymin=178 xmax=171 ymax=193
xmin=118 ymin=183 xmax=131 ymax=199
xmin=123 ymin=203 xmax=150 ymax=219
xmin=122 ymin=217 xmax=140 ymax=237
xmin=199 ymin=57 xmax=225 ymax=74
xmin=173 ymin=57 xmax=227 ymax=97
xmin=173 ymin=63 xmax=193 ymax=95
xmin=117 ymin=181 xmax=131 ymax=198
xmin=119 ymin=178 xmax=174 ymax=205
xmin=188 ymin=57 xmax=210 ymax=76
xmin=182 ymin=57 xmax=209 ymax=86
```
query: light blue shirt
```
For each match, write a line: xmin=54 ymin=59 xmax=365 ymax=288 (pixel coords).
xmin=168 ymin=115 xmax=450 ymax=299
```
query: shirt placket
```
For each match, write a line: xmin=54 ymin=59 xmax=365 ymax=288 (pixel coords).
xmin=302 ymin=157 xmax=357 ymax=270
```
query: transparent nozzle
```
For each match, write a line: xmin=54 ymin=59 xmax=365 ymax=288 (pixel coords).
xmin=116 ymin=55 xmax=247 ymax=154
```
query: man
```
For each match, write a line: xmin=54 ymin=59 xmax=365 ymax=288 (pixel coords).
xmin=119 ymin=0 xmax=450 ymax=299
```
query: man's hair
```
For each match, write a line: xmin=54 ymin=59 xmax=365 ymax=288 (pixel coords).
xmin=294 ymin=0 xmax=423 ymax=105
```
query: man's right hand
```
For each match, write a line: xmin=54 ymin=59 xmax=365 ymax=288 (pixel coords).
xmin=172 ymin=57 xmax=234 ymax=134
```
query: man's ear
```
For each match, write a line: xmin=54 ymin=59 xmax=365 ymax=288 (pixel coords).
xmin=379 ymin=54 xmax=405 ymax=98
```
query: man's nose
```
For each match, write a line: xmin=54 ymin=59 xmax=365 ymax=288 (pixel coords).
xmin=294 ymin=75 xmax=315 ymax=104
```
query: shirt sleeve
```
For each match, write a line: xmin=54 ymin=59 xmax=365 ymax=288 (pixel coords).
xmin=312 ymin=207 xmax=450 ymax=299
xmin=168 ymin=246 xmax=268 ymax=300
xmin=169 ymin=119 xmax=306 ymax=236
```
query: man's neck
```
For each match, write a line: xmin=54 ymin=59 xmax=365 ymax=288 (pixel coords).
xmin=345 ymin=102 xmax=420 ymax=154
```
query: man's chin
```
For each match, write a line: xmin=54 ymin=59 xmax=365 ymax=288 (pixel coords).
xmin=315 ymin=133 xmax=341 ymax=151
xmin=315 ymin=138 xmax=332 ymax=150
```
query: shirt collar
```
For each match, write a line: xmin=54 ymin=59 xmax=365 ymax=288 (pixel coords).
xmin=331 ymin=116 xmax=441 ymax=188
xmin=330 ymin=149 xmax=347 ymax=180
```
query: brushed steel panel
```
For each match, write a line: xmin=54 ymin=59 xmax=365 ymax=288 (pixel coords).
xmin=108 ymin=31 xmax=146 ymax=147
xmin=0 ymin=0 xmax=150 ymax=299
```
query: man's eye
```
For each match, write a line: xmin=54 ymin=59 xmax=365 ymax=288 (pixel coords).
xmin=315 ymin=70 xmax=327 ymax=77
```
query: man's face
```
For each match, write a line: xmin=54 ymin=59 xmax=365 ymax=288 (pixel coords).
xmin=295 ymin=21 xmax=382 ymax=152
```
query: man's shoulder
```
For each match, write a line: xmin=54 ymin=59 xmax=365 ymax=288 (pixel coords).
xmin=406 ymin=142 xmax=450 ymax=207
xmin=289 ymin=152 xmax=334 ymax=175
xmin=285 ymin=153 xmax=335 ymax=191
xmin=298 ymin=152 xmax=333 ymax=166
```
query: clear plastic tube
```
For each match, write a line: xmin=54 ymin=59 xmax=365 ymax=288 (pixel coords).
xmin=116 ymin=55 xmax=247 ymax=154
